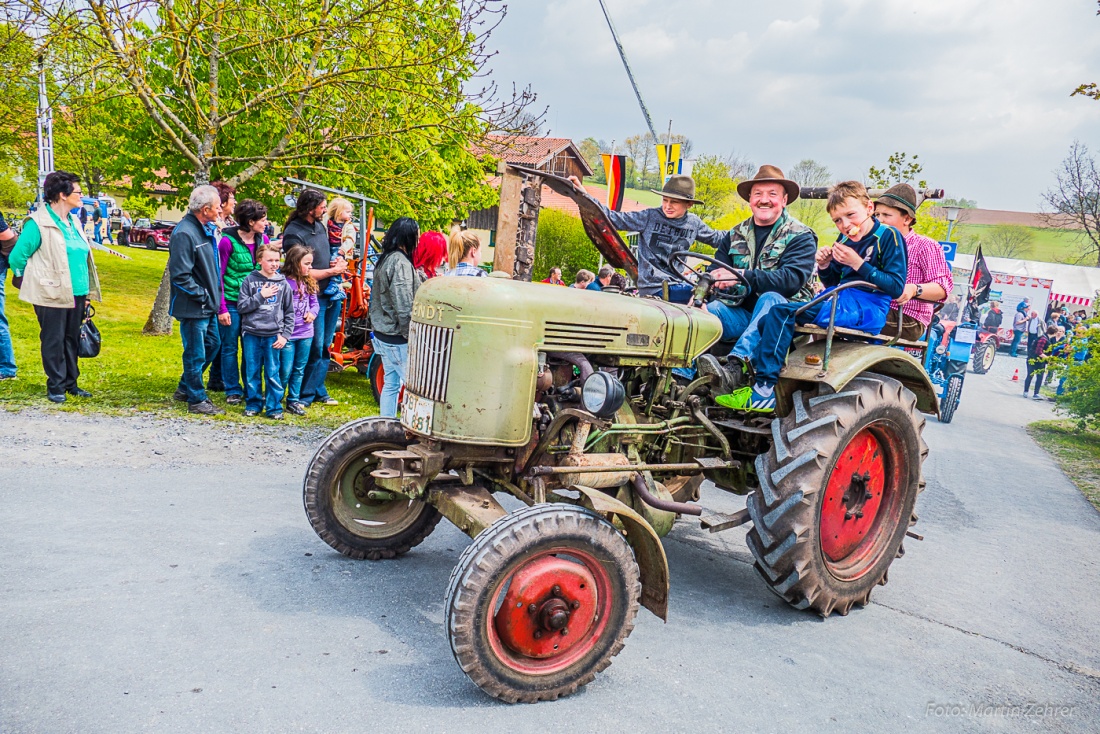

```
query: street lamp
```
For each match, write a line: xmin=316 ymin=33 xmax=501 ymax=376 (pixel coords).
xmin=943 ymin=205 xmax=962 ymax=242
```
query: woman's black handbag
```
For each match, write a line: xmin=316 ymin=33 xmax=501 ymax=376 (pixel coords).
xmin=78 ymin=303 xmax=101 ymax=359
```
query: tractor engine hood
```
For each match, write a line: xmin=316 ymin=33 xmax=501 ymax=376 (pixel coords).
xmin=402 ymin=276 xmax=722 ymax=446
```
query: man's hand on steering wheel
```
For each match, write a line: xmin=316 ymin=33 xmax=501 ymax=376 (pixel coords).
xmin=708 ymin=266 xmax=745 ymax=290
xmin=669 ymin=250 xmax=750 ymax=306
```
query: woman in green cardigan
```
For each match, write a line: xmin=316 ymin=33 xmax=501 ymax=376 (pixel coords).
xmin=7 ymin=171 xmax=101 ymax=403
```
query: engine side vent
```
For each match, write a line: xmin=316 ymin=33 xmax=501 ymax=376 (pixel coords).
xmin=543 ymin=321 xmax=627 ymax=351
xmin=406 ymin=322 xmax=454 ymax=402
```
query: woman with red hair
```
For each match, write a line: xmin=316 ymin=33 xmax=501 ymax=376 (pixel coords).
xmin=413 ymin=231 xmax=448 ymax=280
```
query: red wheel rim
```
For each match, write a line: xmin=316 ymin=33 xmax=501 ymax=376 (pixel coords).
xmin=372 ymin=361 xmax=385 ymax=391
xmin=819 ymin=425 xmax=906 ymax=580
xmin=486 ymin=548 xmax=612 ymax=675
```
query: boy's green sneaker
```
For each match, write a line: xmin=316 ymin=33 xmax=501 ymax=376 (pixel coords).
xmin=715 ymin=385 xmax=776 ymax=413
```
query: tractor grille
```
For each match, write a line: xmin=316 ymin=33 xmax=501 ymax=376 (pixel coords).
xmin=543 ymin=321 xmax=627 ymax=351
xmin=406 ymin=322 xmax=453 ymax=402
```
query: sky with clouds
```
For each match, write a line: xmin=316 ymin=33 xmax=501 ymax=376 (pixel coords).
xmin=482 ymin=0 xmax=1100 ymax=211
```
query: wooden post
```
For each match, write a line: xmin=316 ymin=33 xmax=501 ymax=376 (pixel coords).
xmin=493 ymin=162 xmax=522 ymax=274
xmin=493 ymin=162 xmax=542 ymax=281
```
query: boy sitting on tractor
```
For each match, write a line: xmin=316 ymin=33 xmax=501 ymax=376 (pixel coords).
xmin=718 ymin=180 xmax=908 ymax=412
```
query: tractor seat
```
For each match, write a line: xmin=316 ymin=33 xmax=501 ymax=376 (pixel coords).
xmin=793 ymin=323 xmax=928 ymax=349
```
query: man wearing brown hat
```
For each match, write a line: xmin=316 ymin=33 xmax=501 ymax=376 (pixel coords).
xmin=569 ymin=174 xmax=727 ymax=298
xmin=873 ymin=183 xmax=953 ymax=340
xmin=696 ymin=165 xmax=817 ymax=385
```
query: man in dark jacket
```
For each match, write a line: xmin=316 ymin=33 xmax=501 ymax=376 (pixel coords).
xmin=696 ymin=166 xmax=816 ymax=386
xmin=169 ymin=185 xmax=225 ymax=415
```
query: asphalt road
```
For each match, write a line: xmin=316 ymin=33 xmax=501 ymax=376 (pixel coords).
xmin=2 ymin=351 xmax=1098 ymax=733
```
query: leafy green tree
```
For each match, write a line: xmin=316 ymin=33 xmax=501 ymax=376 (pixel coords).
xmin=532 ymin=209 xmax=601 ymax=282
xmin=0 ymin=22 xmax=38 ymax=172
xmin=1051 ymin=319 xmax=1100 ymax=429
xmin=691 ymin=155 xmax=739 ymax=225
xmin=868 ymin=151 xmax=928 ymax=190
xmin=121 ymin=193 xmax=160 ymax=220
xmin=21 ymin=0 xmax=534 ymax=332
xmin=0 ymin=167 xmax=34 ymax=210
xmin=578 ymin=137 xmax=605 ymax=184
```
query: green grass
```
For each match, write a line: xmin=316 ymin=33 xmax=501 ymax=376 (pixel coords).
xmin=584 ymin=183 xmax=663 ymax=208
xmin=1027 ymin=420 xmax=1100 ymax=512
xmin=0 ymin=247 xmax=378 ymax=428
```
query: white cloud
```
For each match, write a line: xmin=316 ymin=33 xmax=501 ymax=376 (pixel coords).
xmin=486 ymin=0 xmax=1100 ymax=210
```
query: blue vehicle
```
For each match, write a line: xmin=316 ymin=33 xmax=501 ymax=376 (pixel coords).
xmin=923 ymin=319 xmax=976 ymax=423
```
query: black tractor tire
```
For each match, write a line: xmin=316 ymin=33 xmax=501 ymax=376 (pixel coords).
xmin=367 ymin=352 xmax=384 ymax=404
xmin=939 ymin=374 xmax=964 ymax=424
xmin=745 ymin=373 xmax=927 ymax=617
xmin=303 ymin=417 xmax=440 ymax=560
xmin=445 ymin=504 xmax=641 ymax=703
xmin=972 ymin=341 xmax=995 ymax=374
xmin=145 ymin=236 xmax=158 ymax=251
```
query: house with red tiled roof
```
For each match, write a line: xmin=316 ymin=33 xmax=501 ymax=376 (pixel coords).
xmin=467 ymin=134 xmax=644 ymax=236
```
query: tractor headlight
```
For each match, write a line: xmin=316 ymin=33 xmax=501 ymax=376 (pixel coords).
xmin=581 ymin=372 xmax=626 ymax=418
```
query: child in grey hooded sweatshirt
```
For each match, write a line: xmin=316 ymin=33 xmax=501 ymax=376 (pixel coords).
xmin=238 ymin=243 xmax=294 ymax=418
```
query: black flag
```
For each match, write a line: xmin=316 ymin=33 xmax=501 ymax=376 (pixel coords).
xmin=965 ymin=245 xmax=993 ymax=322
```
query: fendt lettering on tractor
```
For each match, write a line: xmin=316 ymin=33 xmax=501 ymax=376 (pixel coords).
xmin=303 ymin=170 xmax=940 ymax=703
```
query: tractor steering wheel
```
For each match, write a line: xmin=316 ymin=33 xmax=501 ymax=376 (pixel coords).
xmin=668 ymin=250 xmax=749 ymax=307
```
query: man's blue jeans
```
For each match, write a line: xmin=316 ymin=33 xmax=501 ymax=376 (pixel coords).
xmin=753 ymin=287 xmax=890 ymax=386
xmin=1009 ymin=329 xmax=1024 ymax=357
xmin=242 ymin=333 xmax=286 ymax=415
xmin=178 ymin=316 xmax=221 ymax=404
xmin=706 ymin=292 xmax=788 ymax=361
xmin=218 ymin=303 xmax=244 ymax=397
xmin=280 ymin=336 xmax=313 ymax=405
xmin=0 ymin=259 xmax=16 ymax=378
xmin=300 ymin=295 xmax=336 ymax=405
xmin=372 ymin=337 xmax=407 ymax=418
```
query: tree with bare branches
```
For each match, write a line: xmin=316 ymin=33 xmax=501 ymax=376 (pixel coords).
xmin=1043 ymin=140 xmax=1100 ymax=267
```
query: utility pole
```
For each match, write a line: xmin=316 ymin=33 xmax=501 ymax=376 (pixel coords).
xmin=596 ymin=0 xmax=658 ymax=142
xmin=36 ymin=54 xmax=53 ymax=203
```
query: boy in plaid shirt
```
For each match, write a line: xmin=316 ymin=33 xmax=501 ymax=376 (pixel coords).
xmin=873 ymin=184 xmax=953 ymax=340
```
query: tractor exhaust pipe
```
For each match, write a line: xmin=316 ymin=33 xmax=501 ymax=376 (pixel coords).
xmin=631 ymin=473 xmax=702 ymax=517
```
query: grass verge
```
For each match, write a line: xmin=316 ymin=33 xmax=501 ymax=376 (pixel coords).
xmin=0 ymin=246 xmax=378 ymax=429
xmin=1027 ymin=420 xmax=1100 ymax=512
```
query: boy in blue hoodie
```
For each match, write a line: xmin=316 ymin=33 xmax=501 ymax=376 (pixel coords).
xmin=720 ymin=181 xmax=907 ymax=412
xmin=237 ymin=243 xmax=294 ymax=418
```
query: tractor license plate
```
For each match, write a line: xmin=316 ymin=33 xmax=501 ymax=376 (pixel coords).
xmin=401 ymin=392 xmax=434 ymax=435
xmin=954 ymin=327 xmax=976 ymax=344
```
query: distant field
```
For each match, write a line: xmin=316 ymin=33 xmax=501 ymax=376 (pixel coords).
xmin=953 ymin=223 xmax=1086 ymax=264
xmin=586 ymin=183 xmax=663 ymax=208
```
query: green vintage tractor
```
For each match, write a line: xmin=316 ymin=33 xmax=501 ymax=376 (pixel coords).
xmin=302 ymin=179 xmax=938 ymax=703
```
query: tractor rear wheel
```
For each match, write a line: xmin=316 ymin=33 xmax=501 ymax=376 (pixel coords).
xmin=939 ymin=374 xmax=963 ymax=423
xmin=303 ymin=417 xmax=440 ymax=560
xmin=746 ymin=373 xmax=927 ymax=617
xmin=445 ymin=504 xmax=641 ymax=703
xmin=972 ymin=341 xmax=996 ymax=374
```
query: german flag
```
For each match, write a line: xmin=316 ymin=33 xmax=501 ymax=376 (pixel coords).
xmin=602 ymin=154 xmax=626 ymax=211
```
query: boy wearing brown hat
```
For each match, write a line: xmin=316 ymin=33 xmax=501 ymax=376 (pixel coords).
xmin=873 ymin=183 xmax=953 ymax=340
xmin=719 ymin=181 xmax=908 ymax=412
xmin=569 ymin=174 xmax=726 ymax=298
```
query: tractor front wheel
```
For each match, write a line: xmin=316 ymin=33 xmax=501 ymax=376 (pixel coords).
xmin=746 ymin=373 xmax=927 ymax=616
xmin=445 ymin=505 xmax=641 ymax=703
xmin=303 ymin=418 xmax=440 ymax=559
xmin=939 ymin=374 xmax=963 ymax=423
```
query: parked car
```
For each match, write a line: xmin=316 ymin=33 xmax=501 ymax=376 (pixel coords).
xmin=128 ymin=218 xmax=176 ymax=250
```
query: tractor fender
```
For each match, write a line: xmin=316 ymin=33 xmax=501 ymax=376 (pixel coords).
xmin=779 ymin=341 xmax=939 ymax=415
xmin=571 ymin=485 xmax=670 ymax=621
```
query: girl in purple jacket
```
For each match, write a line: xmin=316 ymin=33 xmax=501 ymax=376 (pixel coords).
xmin=279 ymin=245 xmax=320 ymax=415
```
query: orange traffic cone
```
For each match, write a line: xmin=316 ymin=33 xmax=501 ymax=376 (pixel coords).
xmin=1011 ymin=368 xmax=1019 ymax=381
